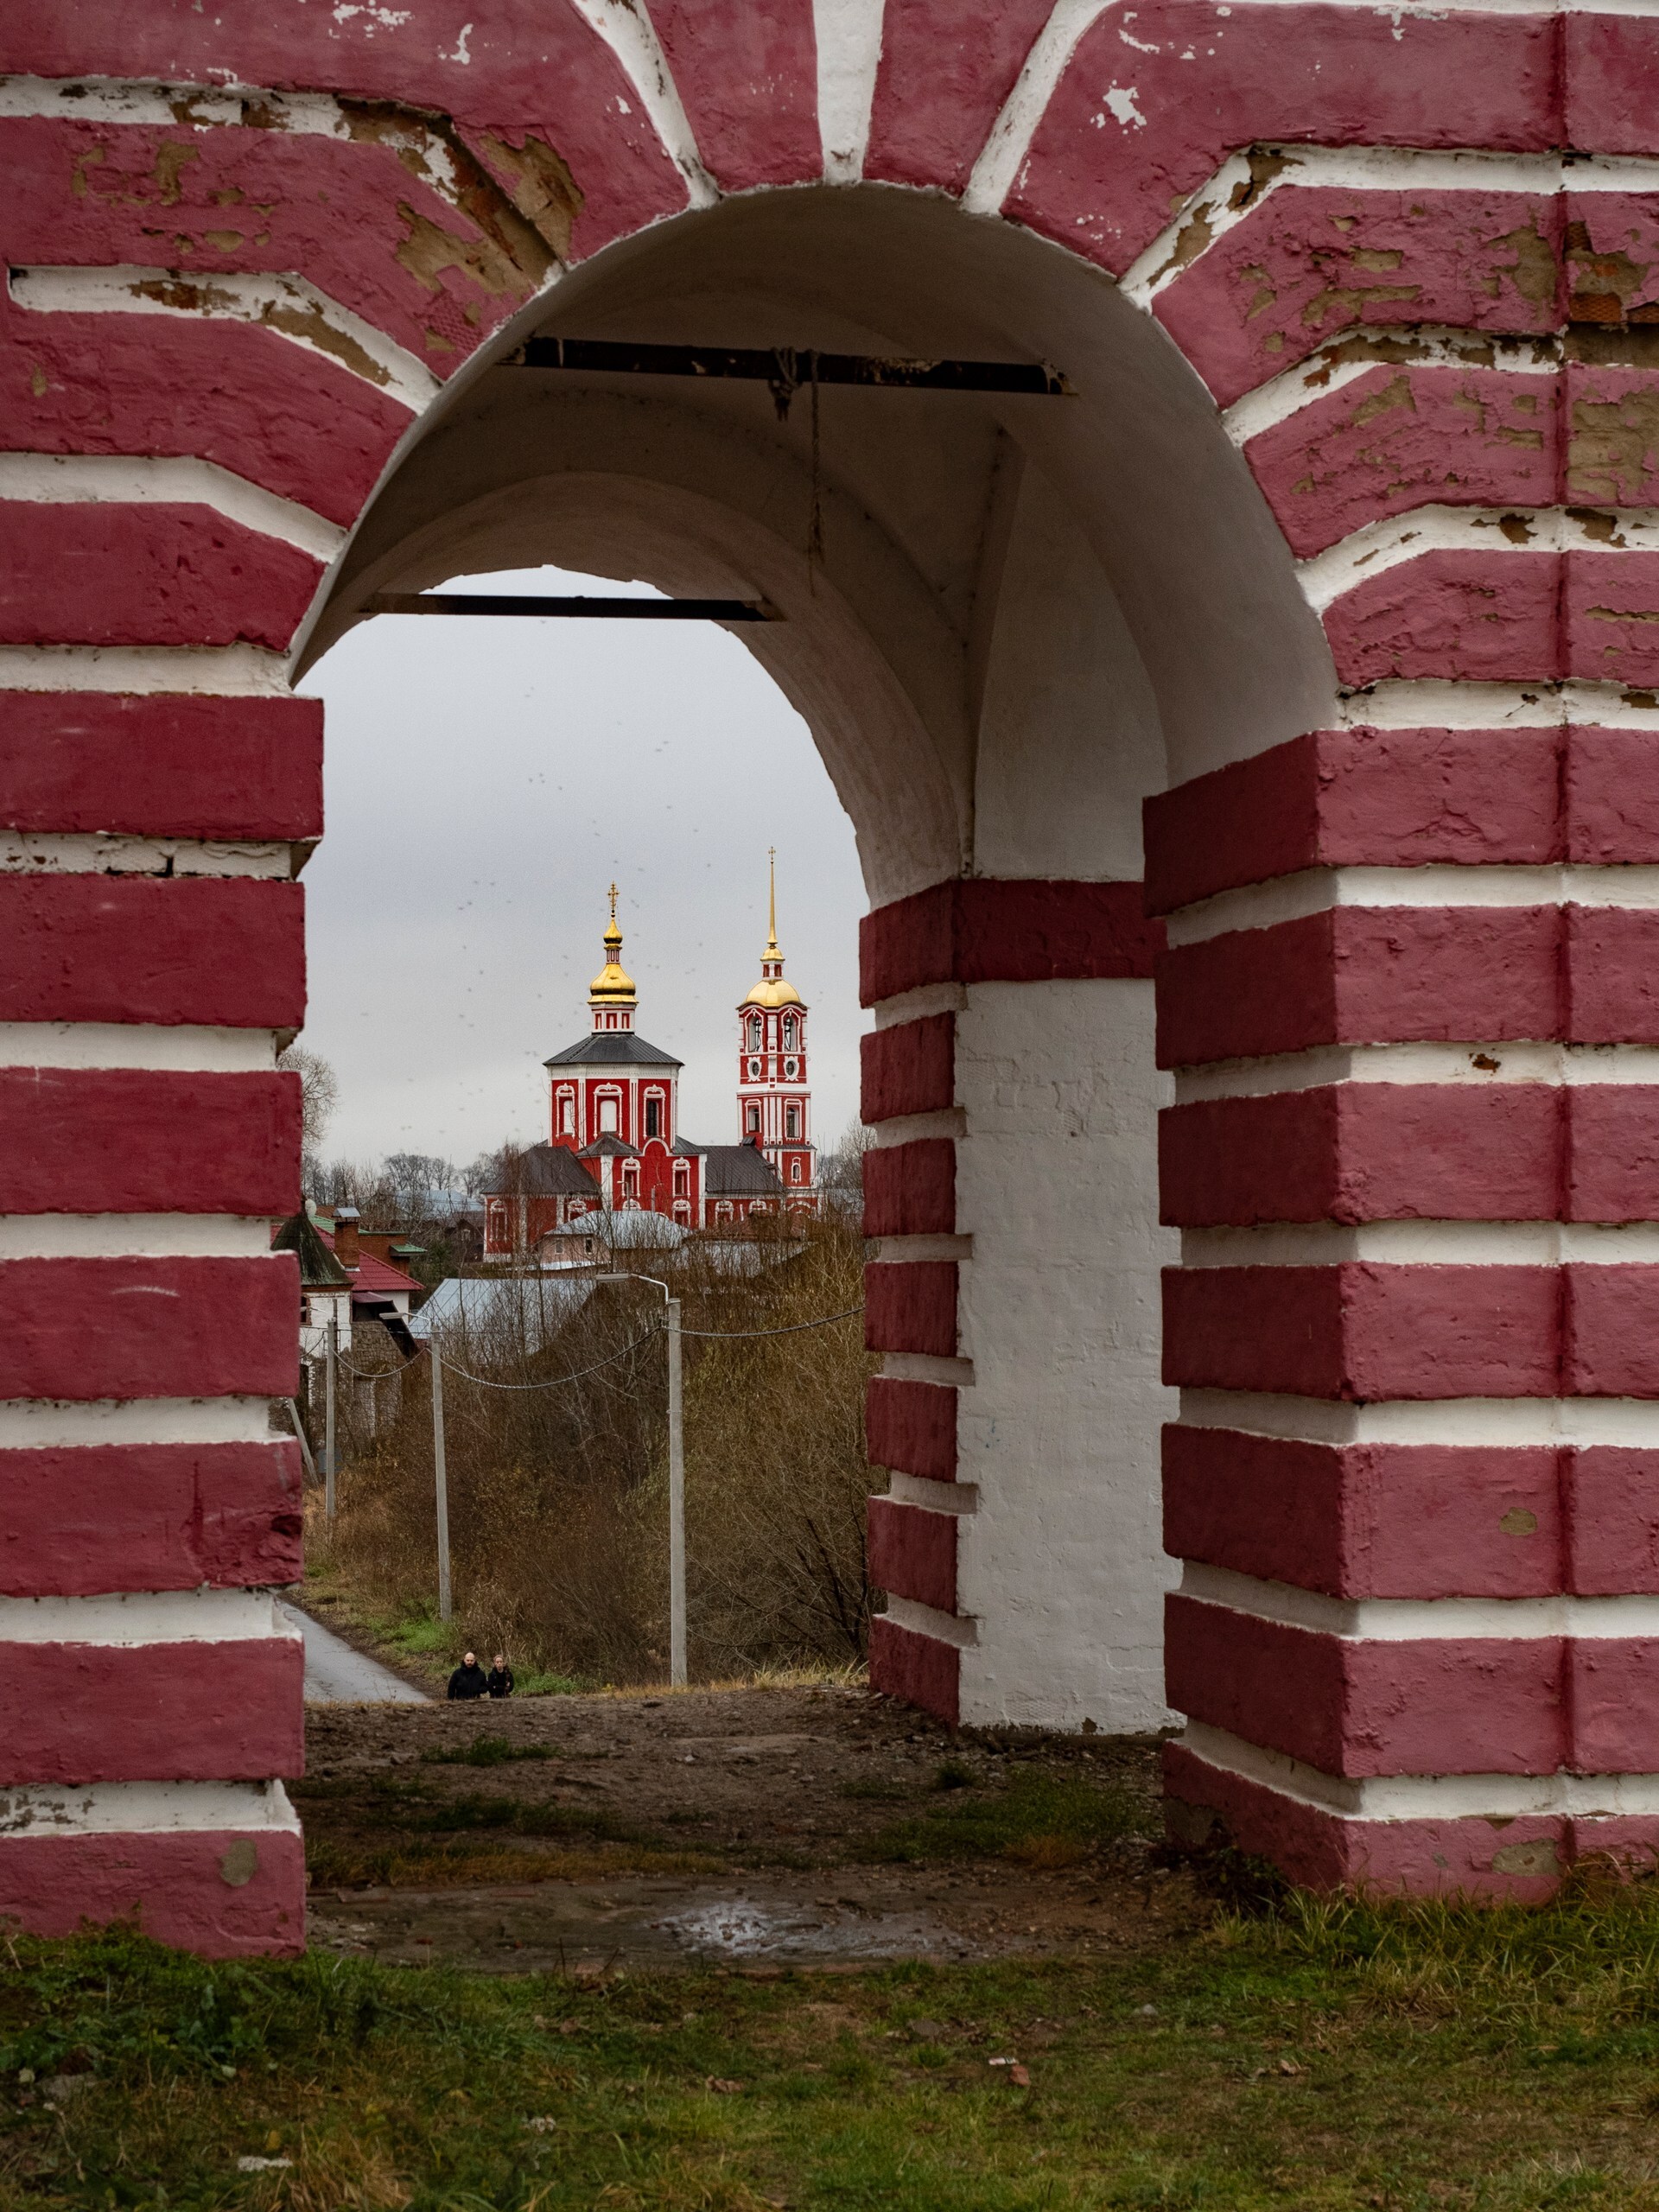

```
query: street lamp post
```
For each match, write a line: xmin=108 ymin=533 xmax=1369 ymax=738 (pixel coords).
xmin=599 ymin=1272 xmax=684 ymax=1688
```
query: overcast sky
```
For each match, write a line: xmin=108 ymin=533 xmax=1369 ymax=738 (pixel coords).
xmin=296 ymin=566 xmax=867 ymax=1176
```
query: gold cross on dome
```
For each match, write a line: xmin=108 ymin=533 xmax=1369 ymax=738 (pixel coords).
xmin=608 ymin=881 xmax=618 ymax=925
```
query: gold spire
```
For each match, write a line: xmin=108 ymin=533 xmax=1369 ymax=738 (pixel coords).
xmin=741 ymin=849 xmax=802 ymax=1010
xmin=589 ymin=881 xmax=637 ymax=1007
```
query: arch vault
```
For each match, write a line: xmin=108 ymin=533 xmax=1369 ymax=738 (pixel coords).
xmin=4 ymin=0 xmax=1659 ymax=1948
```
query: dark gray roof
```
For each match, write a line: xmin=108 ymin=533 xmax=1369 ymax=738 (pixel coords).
xmin=544 ymin=1031 xmax=683 ymax=1069
xmin=699 ymin=1143 xmax=785 ymax=1196
xmin=578 ymin=1134 xmax=638 ymax=1159
xmin=272 ymin=1209 xmax=351 ymax=1288
xmin=493 ymin=1142 xmax=600 ymax=1197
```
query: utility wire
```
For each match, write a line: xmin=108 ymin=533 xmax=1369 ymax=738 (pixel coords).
xmin=680 ymin=1305 xmax=864 ymax=1340
xmin=435 ymin=1323 xmax=664 ymax=1391
xmin=327 ymin=1302 xmax=865 ymax=1395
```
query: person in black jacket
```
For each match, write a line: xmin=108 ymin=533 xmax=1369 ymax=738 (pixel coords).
xmin=448 ymin=1650 xmax=489 ymax=1700
xmin=487 ymin=1653 xmax=514 ymax=1700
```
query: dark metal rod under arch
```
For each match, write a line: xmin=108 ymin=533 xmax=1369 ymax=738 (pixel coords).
xmin=363 ymin=593 xmax=778 ymax=621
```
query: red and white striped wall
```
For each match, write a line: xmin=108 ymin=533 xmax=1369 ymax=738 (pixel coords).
xmin=8 ymin=0 xmax=1659 ymax=1940
xmin=861 ymin=878 xmax=1175 ymax=1733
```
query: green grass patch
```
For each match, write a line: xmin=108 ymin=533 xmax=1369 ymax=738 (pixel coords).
xmin=420 ymin=1736 xmax=556 ymax=1767
xmin=16 ymin=1882 xmax=1659 ymax=2206
xmin=384 ymin=1609 xmax=453 ymax=1657
xmin=513 ymin=1669 xmax=591 ymax=1696
xmin=864 ymin=1765 xmax=1142 ymax=1868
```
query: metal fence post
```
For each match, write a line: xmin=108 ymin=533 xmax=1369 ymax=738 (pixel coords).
xmin=666 ymin=1295 xmax=685 ymax=1688
xmin=431 ymin=1345 xmax=452 ymax=1623
xmin=324 ymin=1313 xmax=338 ymax=1522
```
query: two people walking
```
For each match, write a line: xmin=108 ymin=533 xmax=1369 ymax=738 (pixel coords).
xmin=446 ymin=1649 xmax=514 ymax=1700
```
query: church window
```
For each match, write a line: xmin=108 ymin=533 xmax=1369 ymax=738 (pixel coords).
xmin=782 ymin=1015 xmax=796 ymax=1048
xmin=716 ymin=1201 xmax=732 ymax=1223
xmin=673 ymin=1162 xmax=689 ymax=1196
xmin=558 ymin=1093 xmax=574 ymax=1135
xmin=599 ymin=1094 xmax=619 ymax=1135
xmin=747 ymin=1057 xmax=761 ymax=1080
xmin=784 ymin=1058 xmax=798 ymax=1079
xmin=747 ymin=1015 xmax=762 ymax=1051
xmin=622 ymin=1162 xmax=639 ymax=1197
xmin=673 ymin=1201 xmax=690 ymax=1224
xmin=746 ymin=1103 xmax=761 ymax=1135
xmin=645 ymin=1094 xmax=662 ymax=1138
xmin=785 ymin=1103 xmax=801 ymax=1140
xmin=791 ymin=1158 xmax=803 ymax=1183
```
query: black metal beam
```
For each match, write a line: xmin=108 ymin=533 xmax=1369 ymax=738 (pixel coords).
xmin=512 ymin=338 xmax=1072 ymax=397
xmin=365 ymin=592 xmax=775 ymax=621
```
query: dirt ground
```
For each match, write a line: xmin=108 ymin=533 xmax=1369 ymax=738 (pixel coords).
xmin=300 ymin=1688 xmax=1203 ymax=1974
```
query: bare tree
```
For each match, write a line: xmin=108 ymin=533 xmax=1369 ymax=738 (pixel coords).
xmin=279 ymin=1045 xmax=340 ymax=1191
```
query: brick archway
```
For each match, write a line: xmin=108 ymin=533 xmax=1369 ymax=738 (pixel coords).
xmin=5 ymin=0 xmax=1658 ymax=1948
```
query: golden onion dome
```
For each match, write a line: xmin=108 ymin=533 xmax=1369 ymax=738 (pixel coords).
xmin=588 ymin=885 xmax=637 ymax=1005
xmin=742 ymin=971 xmax=803 ymax=1010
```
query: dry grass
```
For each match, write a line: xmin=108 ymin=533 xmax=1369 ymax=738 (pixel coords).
xmin=323 ymin=1217 xmax=874 ymax=1689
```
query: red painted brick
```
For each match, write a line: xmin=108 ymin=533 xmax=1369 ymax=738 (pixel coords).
xmin=1155 ymin=907 xmax=1562 ymax=1068
xmin=864 ymin=1262 xmax=957 ymax=1360
xmin=860 ymin=880 xmax=1160 ymax=1006
xmin=1567 ymin=1449 xmax=1659 ymax=1594
xmin=1566 ymin=194 xmax=1659 ymax=326
xmin=0 ymin=693 xmax=323 ymax=842
xmin=1567 ymin=550 xmax=1659 ymax=688
xmin=0 ymin=1256 xmax=299 ymax=1402
xmin=0 ymin=504 xmax=320 ymax=652
xmin=1007 ymin=10 xmax=1556 ymax=281
xmin=1566 ymin=1266 xmax=1659 ymax=1399
xmin=1165 ymin=1740 xmax=1571 ymax=1897
xmin=1 ymin=292 xmax=409 ymax=529
xmin=861 ymin=1016 xmax=954 ymax=1122
xmin=1567 ymin=1089 xmax=1659 ymax=1221
xmin=1323 ymin=550 xmax=1561 ymax=689
xmin=1161 ymin=1263 xmax=1561 ymax=1401
xmin=1567 ymin=365 xmax=1659 ymax=508
xmin=1568 ymin=728 xmax=1659 ymax=865
xmin=1164 ymin=1427 xmax=1563 ymax=1599
xmin=1246 ymin=365 xmax=1560 ymax=560
xmin=868 ymin=1495 xmax=957 ymax=1615
xmin=1565 ymin=16 xmax=1659 ymax=156
xmin=1569 ymin=1641 xmax=1659 ymax=1772
xmin=1 ymin=1636 xmax=304 ymax=1784
xmin=1566 ymin=906 xmax=1659 ymax=1046
xmin=0 ymin=1827 xmax=305 ymax=1956
xmin=1156 ymin=190 xmax=1562 ymax=410
xmin=0 ymin=1069 xmax=300 ymax=1216
xmin=1159 ymin=1084 xmax=1561 ymax=1228
xmin=1165 ymin=1594 xmax=1566 ymax=1777
xmin=644 ymin=0 xmax=819 ymax=191
xmin=3 ymin=18 xmax=683 ymax=267
xmin=864 ymin=0 xmax=1052 ymax=194
xmin=0 ymin=875 xmax=305 ymax=1029
xmin=1145 ymin=727 xmax=1564 ymax=915
xmin=0 ymin=1441 xmax=304 ymax=1598
xmin=3 ymin=117 xmax=556 ymax=369
xmin=869 ymin=1613 xmax=959 ymax=1726
xmin=863 ymin=1140 xmax=955 ymax=1238
xmin=866 ymin=1376 xmax=957 ymax=1484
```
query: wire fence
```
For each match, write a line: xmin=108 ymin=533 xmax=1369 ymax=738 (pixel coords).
xmin=324 ymin=1300 xmax=863 ymax=1393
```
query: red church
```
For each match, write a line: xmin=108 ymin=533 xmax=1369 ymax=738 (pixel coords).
xmin=483 ymin=874 xmax=818 ymax=1258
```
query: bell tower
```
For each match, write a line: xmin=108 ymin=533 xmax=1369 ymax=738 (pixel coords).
xmin=736 ymin=851 xmax=816 ymax=1203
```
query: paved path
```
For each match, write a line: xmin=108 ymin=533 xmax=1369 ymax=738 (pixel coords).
xmin=279 ymin=1602 xmax=429 ymax=1704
